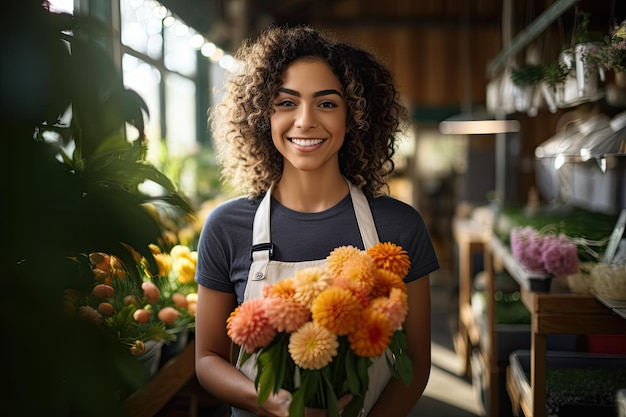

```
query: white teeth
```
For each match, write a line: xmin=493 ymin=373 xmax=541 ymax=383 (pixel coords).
xmin=291 ymin=138 xmax=324 ymax=146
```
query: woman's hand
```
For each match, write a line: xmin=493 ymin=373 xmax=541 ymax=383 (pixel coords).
xmin=258 ymin=389 xmax=293 ymax=417
xmin=304 ymin=394 xmax=354 ymax=417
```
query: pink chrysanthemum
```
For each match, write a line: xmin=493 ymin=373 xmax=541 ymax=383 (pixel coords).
xmin=369 ymin=288 xmax=409 ymax=330
xmin=367 ymin=242 xmax=411 ymax=278
xmin=264 ymin=282 xmax=310 ymax=333
xmin=227 ymin=299 xmax=276 ymax=353
xmin=348 ymin=309 xmax=393 ymax=357
xmin=325 ymin=245 xmax=361 ymax=277
xmin=541 ymin=234 xmax=580 ymax=278
xmin=288 ymin=321 xmax=339 ymax=370
xmin=510 ymin=227 xmax=547 ymax=273
xmin=311 ymin=287 xmax=362 ymax=335
xmin=292 ymin=267 xmax=332 ymax=308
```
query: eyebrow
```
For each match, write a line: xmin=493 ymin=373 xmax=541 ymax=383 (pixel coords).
xmin=277 ymin=87 xmax=343 ymax=98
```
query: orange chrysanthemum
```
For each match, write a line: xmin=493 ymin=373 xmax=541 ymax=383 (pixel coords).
xmin=289 ymin=321 xmax=339 ymax=370
xmin=367 ymin=242 xmax=411 ymax=278
xmin=292 ymin=267 xmax=332 ymax=308
xmin=371 ymin=268 xmax=407 ymax=298
xmin=311 ymin=287 xmax=362 ymax=335
xmin=264 ymin=281 xmax=310 ymax=333
xmin=325 ymin=245 xmax=361 ymax=278
xmin=227 ymin=299 xmax=276 ymax=353
xmin=263 ymin=278 xmax=296 ymax=298
xmin=348 ymin=309 xmax=393 ymax=357
xmin=369 ymin=288 xmax=409 ymax=330
xmin=333 ymin=251 xmax=376 ymax=306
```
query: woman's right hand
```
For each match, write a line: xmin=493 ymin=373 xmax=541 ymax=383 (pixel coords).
xmin=304 ymin=394 xmax=354 ymax=417
xmin=258 ymin=389 xmax=293 ymax=417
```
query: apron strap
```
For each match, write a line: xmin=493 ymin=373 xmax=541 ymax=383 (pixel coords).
xmin=246 ymin=181 xmax=379 ymax=292
xmin=348 ymin=181 xmax=379 ymax=249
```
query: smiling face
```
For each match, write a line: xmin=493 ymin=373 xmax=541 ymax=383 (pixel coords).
xmin=270 ymin=58 xmax=347 ymax=176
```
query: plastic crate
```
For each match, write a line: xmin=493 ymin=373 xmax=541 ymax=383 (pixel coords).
xmin=509 ymin=350 xmax=626 ymax=416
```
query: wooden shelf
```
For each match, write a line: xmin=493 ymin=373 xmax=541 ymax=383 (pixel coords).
xmin=453 ymin=216 xmax=492 ymax=378
xmin=485 ymin=236 xmax=626 ymax=417
xmin=123 ymin=341 xmax=196 ymax=417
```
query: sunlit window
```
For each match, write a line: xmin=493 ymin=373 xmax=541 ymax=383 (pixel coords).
xmin=48 ymin=0 xmax=73 ymax=14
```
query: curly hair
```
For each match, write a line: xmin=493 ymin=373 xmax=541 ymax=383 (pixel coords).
xmin=210 ymin=25 xmax=408 ymax=199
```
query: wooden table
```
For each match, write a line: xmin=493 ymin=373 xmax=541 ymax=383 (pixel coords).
xmin=485 ymin=236 xmax=626 ymax=417
xmin=123 ymin=340 xmax=196 ymax=417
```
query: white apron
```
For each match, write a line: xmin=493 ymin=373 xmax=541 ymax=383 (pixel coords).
xmin=232 ymin=181 xmax=392 ymax=417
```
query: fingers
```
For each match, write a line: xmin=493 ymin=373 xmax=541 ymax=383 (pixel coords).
xmin=337 ymin=393 xmax=354 ymax=410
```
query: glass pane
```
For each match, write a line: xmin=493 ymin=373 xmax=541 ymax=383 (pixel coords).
xmin=122 ymin=54 xmax=162 ymax=162
xmin=120 ymin=0 xmax=164 ymax=60
xmin=48 ymin=0 xmax=74 ymax=14
xmin=165 ymin=73 xmax=196 ymax=157
xmin=164 ymin=20 xmax=197 ymax=77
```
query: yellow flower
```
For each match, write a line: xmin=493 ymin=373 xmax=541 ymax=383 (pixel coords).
xmin=292 ymin=267 xmax=331 ymax=308
xmin=325 ymin=245 xmax=360 ymax=277
xmin=311 ymin=287 xmax=362 ymax=335
xmin=173 ymin=256 xmax=196 ymax=284
xmin=148 ymin=243 xmax=162 ymax=254
xmin=170 ymin=244 xmax=192 ymax=261
xmin=289 ymin=321 xmax=338 ymax=370
xmin=367 ymin=242 xmax=411 ymax=278
xmin=348 ymin=309 xmax=392 ymax=357
xmin=153 ymin=252 xmax=172 ymax=277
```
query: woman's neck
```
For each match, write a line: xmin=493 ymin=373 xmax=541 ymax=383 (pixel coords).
xmin=272 ymin=170 xmax=348 ymax=213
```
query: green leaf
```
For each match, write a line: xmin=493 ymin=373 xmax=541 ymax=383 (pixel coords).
xmin=344 ymin=350 xmax=361 ymax=394
xmin=342 ymin=395 xmax=364 ymax=417
xmin=394 ymin=353 xmax=414 ymax=387
xmin=321 ymin=368 xmax=339 ymax=417
xmin=388 ymin=330 xmax=413 ymax=386
xmin=256 ymin=348 xmax=278 ymax=404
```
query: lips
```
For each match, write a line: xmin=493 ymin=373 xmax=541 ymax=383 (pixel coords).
xmin=289 ymin=138 xmax=325 ymax=146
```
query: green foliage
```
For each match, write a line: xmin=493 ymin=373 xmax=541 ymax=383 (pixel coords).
xmin=1 ymin=2 xmax=193 ymax=416
xmin=511 ymin=64 xmax=546 ymax=87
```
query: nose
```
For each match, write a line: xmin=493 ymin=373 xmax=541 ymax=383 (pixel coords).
xmin=294 ymin=104 xmax=318 ymax=129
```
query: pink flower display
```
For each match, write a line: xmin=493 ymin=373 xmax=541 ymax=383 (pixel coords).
xmin=510 ymin=226 xmax=548 ymax=273
xmin=510 ymin=227 xmax=580 ymax=278
xmin=541 ymin=234 xmax=580 ymax=278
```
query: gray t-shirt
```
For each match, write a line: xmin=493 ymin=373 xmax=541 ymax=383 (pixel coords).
xmin=195 ymin=192 xmax=439 ymax=304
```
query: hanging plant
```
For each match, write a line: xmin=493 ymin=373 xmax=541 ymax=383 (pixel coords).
xmin=511 ymin=64 xmax=546 ymax=87
xmin=543 ymin=61 xmax=569 ymax=88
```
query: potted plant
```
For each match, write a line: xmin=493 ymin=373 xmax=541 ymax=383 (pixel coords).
xmin=595 ymin=21 xmax=626 ymax=87
xmin=510 ymin=64 xmax=546 ymax=115
xmin=541 ymin=61 xmax=569 ymax=112
xmin=2 ymin=2 xmax=193 ymax=416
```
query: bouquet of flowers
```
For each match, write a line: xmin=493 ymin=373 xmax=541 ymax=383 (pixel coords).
xmin=227 ymin=242 xmax=413 ymax=417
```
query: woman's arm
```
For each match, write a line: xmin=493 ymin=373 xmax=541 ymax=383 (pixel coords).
xmin=194 ymin=285 xmax=293 ymax=417
xmin=367 ymin=275 xmax=432 ymax=417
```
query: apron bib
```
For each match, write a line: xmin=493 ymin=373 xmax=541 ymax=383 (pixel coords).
xmin=233 ymin=182 xmax=391 ymax=417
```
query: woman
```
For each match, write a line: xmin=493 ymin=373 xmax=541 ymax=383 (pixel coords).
xmin=195 ymin=25 xmax=439 ymax=417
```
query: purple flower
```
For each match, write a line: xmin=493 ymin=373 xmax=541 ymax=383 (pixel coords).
xmin=510 ymin=227 xmax=547 ymax=273
xmin=541 ymin=234 xmax=580 ymax=278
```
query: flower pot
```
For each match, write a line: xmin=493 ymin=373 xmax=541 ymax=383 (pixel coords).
xmin=160 ymin=328 xmax=190 ymax=365
xmin=137 ymin=339 xmax=164 ymax=379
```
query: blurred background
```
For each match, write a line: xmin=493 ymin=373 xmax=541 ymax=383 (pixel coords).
xmin=2 ymin=1 xmax=625 ymax=417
